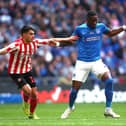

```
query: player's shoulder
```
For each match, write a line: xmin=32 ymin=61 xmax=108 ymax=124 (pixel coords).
xmin=77 ymin=24 xmax=87 ymax=28
xmin=32 ymin=38 xmax=40 ymax=45
xmin=13 ymin=38 xmax=23 ymax=45
xmin=14 ymin=38 xmax=22 ymax=42
xmin=75 ymin=24 xmax=87 ymax=31
xmin=97 ymin=23 xmax=106 ymax=27
xmin=33 ymin=38 xmax=38 ymax=41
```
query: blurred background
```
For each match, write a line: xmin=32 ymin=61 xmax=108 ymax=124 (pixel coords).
xmin=0 ymin=0 xmax=126 ymax=104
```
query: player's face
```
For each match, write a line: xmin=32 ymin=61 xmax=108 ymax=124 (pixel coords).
xmin=87 ymin=16 xmax=98 ymax=28
xmin=23 ymin=30 xmax=35 ymax=43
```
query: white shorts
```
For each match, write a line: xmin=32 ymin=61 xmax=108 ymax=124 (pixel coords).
xmin=72 ymin=59 xmax=110 ymax=83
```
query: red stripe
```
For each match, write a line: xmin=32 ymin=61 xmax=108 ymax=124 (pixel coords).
xmin=29 ymin=43 xmax=32 ymax=55
xmin=7 ymin=47 xmax=12 ymax=52
xmin=36 ymin=40 xmax=47 ymax=48
xmin=41 ymin=41 xmax=47 ymax=44
xmin=20 ymin=43 xmax=27 ymax=73
xmin=13 ymin=44 xmax=22 ymax=73
xmin=8 ymin=53 xmax=15 ymax=73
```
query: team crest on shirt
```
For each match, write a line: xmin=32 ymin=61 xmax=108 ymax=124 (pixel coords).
xmin=96 ymin=29 xmax=100 ymax=34
xmin=80 ymin=31 xmax=87 ymax=36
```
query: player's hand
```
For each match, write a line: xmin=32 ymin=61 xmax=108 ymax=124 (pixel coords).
xmin=48 ymin=41 xmax=56 ymax=46
xmin=48 ymin=40 xmax=60 ymax=47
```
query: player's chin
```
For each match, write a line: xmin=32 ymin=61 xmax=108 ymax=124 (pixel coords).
xmin=91 ymin=25 xmax=96 ymax=28
xmin=31 ymin=38 xmax=34 ymax=42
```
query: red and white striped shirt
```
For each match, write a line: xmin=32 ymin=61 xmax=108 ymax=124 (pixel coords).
xmin=6 ymin=38 xmax=48 ymax=74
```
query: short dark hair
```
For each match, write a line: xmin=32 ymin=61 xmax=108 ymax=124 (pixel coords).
xmin=87 ymin=10 xmax=97 ymax=18
xmin=21 ymin=25 xmax=35 ymax=35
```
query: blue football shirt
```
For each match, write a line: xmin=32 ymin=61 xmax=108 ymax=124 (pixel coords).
xmin=73 ymin=23 xmax=110 ymax=62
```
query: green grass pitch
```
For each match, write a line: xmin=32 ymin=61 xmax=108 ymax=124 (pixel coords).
xmin=0 ymin=103 xmax=125 ymax=126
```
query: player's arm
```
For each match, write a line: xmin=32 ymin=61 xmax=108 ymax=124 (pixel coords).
xmin=36 ymin=36 xmax=79 ymax=47
xmin=35 ymin=38 xmax=59 ymax=47
xmin=0 ymin=47 xmax=8 ymax=55
xmin=0 ymin=42 xmax=18 ymax=55
xmin=105 ymin=26 xmax=126 ymax=37
xmin=48 ymin=26 xmax=79 ymax=47
xmin=48 ymin=35 xmax=79 ymax=47
xmin=50 ymin=35 xmax=79 ymax=43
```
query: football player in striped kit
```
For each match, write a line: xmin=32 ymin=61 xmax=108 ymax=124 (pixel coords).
xmin=0 ymin=25 xmax=78 ymax=119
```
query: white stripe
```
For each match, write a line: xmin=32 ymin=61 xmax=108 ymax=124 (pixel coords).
xmin=31 ymin=42 xmax=34 ymax=54
xmin=27 ymin=43 xmax=34 ymax=71
xmin=23 ymin=44 xmax=29 ymax=73
xmin=37 ymin=43 xmax=47 ymax=46
xmin=35 ymin=38 xmax=47 ymax=47
xmin=35 ymin=41 xmax=38 ymax=49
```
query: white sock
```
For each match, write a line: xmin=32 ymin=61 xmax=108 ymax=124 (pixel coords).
xmin=106 ymin=107 xmax=111 ymax=112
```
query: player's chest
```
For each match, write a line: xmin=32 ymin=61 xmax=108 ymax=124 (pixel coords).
xmin=79 ymin=28 xmax=101 ymax=37
xmin=17 ymin=44 xmax=37 ymax=57
xmin=79 ymin=28 xmax=102 ymax=42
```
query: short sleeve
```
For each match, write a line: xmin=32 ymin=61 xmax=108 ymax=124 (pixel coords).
xmin=34 ymin=38 xmax=47 ymax=48
xmin=6 ymin=42 xmax=19 ymax=53
xmin=101 ymin=23 xmax=110 ymax=34
xmin=72 ymin=27 xmax=79 ymax=36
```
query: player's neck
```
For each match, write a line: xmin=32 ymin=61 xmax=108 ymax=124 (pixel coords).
xmin=87 ymin=23 xmax=96 ymax=29
xmin=22 ymin=38 xmax=31 ymax=44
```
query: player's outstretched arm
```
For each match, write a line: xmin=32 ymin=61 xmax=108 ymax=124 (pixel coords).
xmin=48 ymin=35 xmax=79 ymax=47
xmin=36 ymin=36 xmax=79 ymax=47
xmin=51 ymin=35 xmax=79 ymax=43
xmin=0 ymin=47 xmax=8 ymax=55
xmin=106 ymin=25 xmax=126 ymax=37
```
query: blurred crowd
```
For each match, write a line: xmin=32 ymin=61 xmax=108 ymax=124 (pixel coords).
xmin=0 ymin=0 xmax=126 ymax=85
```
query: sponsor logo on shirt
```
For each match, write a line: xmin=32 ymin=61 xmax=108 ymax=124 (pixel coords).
xmin=85 ymin=36 xmax=100 ymax=41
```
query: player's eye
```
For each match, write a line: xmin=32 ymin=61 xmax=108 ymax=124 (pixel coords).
xmin=29 ymin=33 xmax=35 ymax=35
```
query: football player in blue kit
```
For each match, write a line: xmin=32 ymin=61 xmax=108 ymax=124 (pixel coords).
xmin=60 ymin=10 xmax=126 ymax=119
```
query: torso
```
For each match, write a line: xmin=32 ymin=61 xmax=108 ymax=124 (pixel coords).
xmin=8 ymin=38 xmax=37 ymax=74
xmin=74 ymin=23 xmax=109 ymax=62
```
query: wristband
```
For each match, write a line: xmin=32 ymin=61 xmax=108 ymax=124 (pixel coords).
xmin=56 ymin=42 xmax=60 ymax=47
xmin=122 ymin=25 xmax=126 ymax=31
